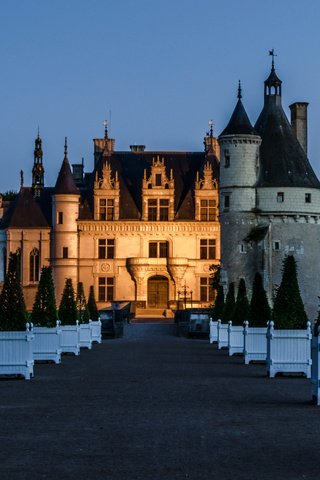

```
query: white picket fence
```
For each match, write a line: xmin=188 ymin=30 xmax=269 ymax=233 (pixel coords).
xmin=266 ymin=321 xmax=312 ymax=378
xmin=32 ymin=321 xmax=62 ymax=363
xmin=209 ymin=319 xmax=218 ymax=344
xmin=227 ymin=321 xmax=244 ymax=356
xmin=0 ymin=324 xmax=34 ymax=379
xmin=217 ymin=320 xmax=229 ymax=349
xmin=243 ymin=321 xmax=267 ymax=364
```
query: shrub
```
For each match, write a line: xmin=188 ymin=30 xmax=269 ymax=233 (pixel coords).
xmin=232 ymin=278 xmax=249 ymax=326
xmin=58 ymin=278 xmax=77 ymax=325
xmin=221 ymin=282 xmax=235 ymax=323
xmin=76 ymin=282 xmax=89 ymax=324
xmin=249 ymin=272 xmax=271 ymax=327
xmin=87 ymin=285 xmax=99 ymax=320
xmin=212 ymin=285 xmax=225 ymax=320
xmin=31 ymin=266 xmax=57 ymax=327
xmin=0 ymin=253 xmax=27 ymax=331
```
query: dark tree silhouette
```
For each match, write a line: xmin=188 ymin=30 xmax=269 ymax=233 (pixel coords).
xmin=31 ymin=266 xmax=57 ymax=327
xmin=249 ymin=272 xmax=271 ymax=327
xmin=232 ymin=278 xmax=249 ymax=326
xmin=58 ymin=278 xmax=77 ymax=325
xmin=87 ymin=285 xmax=99 ymax=320
xmin=76 ymin=281 xmax=90 ymax=324
xmin=221 ymin=282 xmax=235 ymax=323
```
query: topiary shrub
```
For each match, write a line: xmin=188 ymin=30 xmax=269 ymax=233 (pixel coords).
xmin=31 ymin=266 xmax=57 ymax=327
xmin=87 ymin=285 xmax=99 ymax=320
xmin=232 ymin=278 xmax=249 ymax=326
xmin=76 ymin=282 xmax=90 ymax=324
xmin=58 ymin=278 xmax=77 ymax=325
xmin=272 ymin=255 xmax=308 ymax=329
xmin=221 ymin=282 xmax=235 ymax=323
xmin=0 ymin=252 xmax=27 ymax=331
xmin=249 ymin=272 xmax=271 ymax=327
xmin=212 ymin=285 xmax=225 ymax=320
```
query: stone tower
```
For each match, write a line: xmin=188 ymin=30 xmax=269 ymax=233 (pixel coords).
xmin=219 ymin=61 xmax=320 ymax=319
xmin=51 ymin=138 xmax=80 ymax=304
xmin=32 ymin=131 xmax=45 ymax=197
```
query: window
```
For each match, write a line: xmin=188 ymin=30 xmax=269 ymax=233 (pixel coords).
xmin=99 ymin=199 xmax=114 ymax=220
xmin=200 ymin=277 xmax=214 ymax=302
xmin=224 ymin=195 xmax=230 ymax=210
xmin=155 ymin=174 xmax=162 ymax=186
xmin=98 ymin=277 xmax=114 ymax=302
xmin=224 ymin=149 xmax=230 ymax=168
xmin=305 ymin=193 xmax=311 ymax=203
xmin=98 ymin=239 xmax=115 ymax=259
xmin=148 ymin=198 xmax=169 ymax=221
xmin=240 ymin=243 xmax=247 ymax=254
xmin=277 ymin=192 xmax=284 ymax=203
xmin=149 ymin=241 xmax=168 ymax=258
xmin=29 ymin=248 xmax=40 ymax=282
xmin=58 ymin=212 xmax=63 ymax=224
xmin=62 ymin=247 xmax=68 ymax=259
xmin=273 ymin=240 xmax=281 ymax=251
xmin=200 ymin=239 xmax=216 ymax=260
xmin=200 ymin=199 xmax=217 ymax=221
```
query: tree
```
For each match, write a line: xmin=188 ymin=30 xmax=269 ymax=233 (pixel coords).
xmin=212 ymin=285 xmax=225 ymax=320
xmin=273 ymin=255 xmax=308 ymax=329
xmin=221 ymin=282 xmax=235 ymax=323
xmin=58 ymin=278 xmax=77 ymax=325
xmin=87 ymin=285 xmax=99 ymax=320
xmin=232 ymin=278 xmax=249 ymax=326
xmin=76 ymin=282 xmax=89 ymax=324
xmin=31 ymin=266 xmax=57 ymax=327
xmin=0 ymin=252 xmax=27 ymax=331
xmin=249 ymin=272 xmax=271 ymax=327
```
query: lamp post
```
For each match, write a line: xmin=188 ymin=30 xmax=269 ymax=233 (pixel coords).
xmin=178 ymin=282 xmax=193 ymax=309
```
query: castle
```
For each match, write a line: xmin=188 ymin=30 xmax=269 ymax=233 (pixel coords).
xmin=0 ymin=58 xmax=319 ymax=319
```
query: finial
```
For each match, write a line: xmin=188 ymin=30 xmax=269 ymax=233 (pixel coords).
xmin=103 ymin=120 xmax=108 ymax=139
xmin=20 ymin=170 xmax=24 ymax=189
xmin=237 ymin=80 xmax=242 ymax=100
xmin=37 ymin=126 xmax=40 ymax=139
xmin=208 ymin=119 xmax=214 ymax=137
xmin=269 ymin=48 xmax=277 ymax=70
xmin=64 ymin=137 xmax=68 ymax=159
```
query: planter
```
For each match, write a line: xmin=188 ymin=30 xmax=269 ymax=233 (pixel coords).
xmin=32 ymin=321 xmax=62 ymax=363
xmin=0 ymin=324 xmax=34 ymax=379
xmin=60 ymin=321 xmax=80 ymax=355
xmin=209 ymin=319 xmax=218 ymax=344
xmin=266 ymin=320 xmax=312 ymax=378
xmin=90 ymin=319 xmax=102 ymax=344
xmin=311 ymin=333 xmax=320 ymax=405
xmin=217 ymin=320 xmax=229 ymax=350
xmin=79 ymin=323 xmax=92 ymax=349
xmin=243 ymin=321 xmax=267 ymax=364
xmin=227 ymin=321 xmax=244 ymax=356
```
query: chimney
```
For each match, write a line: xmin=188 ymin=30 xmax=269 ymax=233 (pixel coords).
xmin=130 ymin=145 xmax=146 ymax=153
xmin=289 ymin=102 xmax=308 ymax=155
xmin=72 ymin=162 xmax=84 ymax=186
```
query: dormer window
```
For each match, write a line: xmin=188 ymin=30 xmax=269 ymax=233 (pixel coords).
xmin=99 ymin=199 xmax=114 ymax=220
xmin=305 ymin=193 xmax=311 ymax=203
xmin=93 ymin=160 xmax=120 ymax=221
xmin=277 ymin=192 xmax=284 ymax=203
xmin=155 ymin=174 xmax=162 ymax=186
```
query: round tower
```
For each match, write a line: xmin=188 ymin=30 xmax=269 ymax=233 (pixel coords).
xmin=51 ymin=138 xmax=80 ymax=305
xmin=218 ymin=82 xmax=262 ymax=291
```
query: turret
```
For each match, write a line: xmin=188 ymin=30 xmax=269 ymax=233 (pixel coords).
xmin=51 ymin=138 xmax=80 ymax=303
xmin=32 ymin=131 xmax=45 ymax=197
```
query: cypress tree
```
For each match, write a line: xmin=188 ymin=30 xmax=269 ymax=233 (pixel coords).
xmin=76 ymin=281 xmax=89 ymax=324
xmin=58 ymin=278 xmax=77 ymax=325
xmin=212 ymin=285 xmax=225 ymax=320
xmin=249 ymin=272 xmax=271 ymax=327
xmin=221 ymin=282 xmax=235 ymax=323
xmin=232 ymin=278 xmax=249 ymax=326
xmin=31 ymin=266 xmax=57 ymax=327
xmin=87 ymin=285 xmax=99 ymax=320
xmin=0 ymin=252 xmax=27 ymax=331
xmin=273 ymin=255 xmax=308 ymax=329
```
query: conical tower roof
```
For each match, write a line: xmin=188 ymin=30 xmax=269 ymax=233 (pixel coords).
xmin=220 ymin=83 xmax=257 ymax=136
xmin=1 ymin=188 xmax=49 ymax=228
xmin=54 ymin=138 xmax=79 ymax=195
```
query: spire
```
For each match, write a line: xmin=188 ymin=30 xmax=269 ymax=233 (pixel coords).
xmin=219 ymin=83 xmax=256 ymax=136
xmin=32 ymin=130 xmax=45 ymax=196
xmin=103 ymin=120 xmax=108 ymax=140
xmin=54 ymin=138 xmax=79 ymax=195
xmin=264 ymin=49 xmax=282 ymax=100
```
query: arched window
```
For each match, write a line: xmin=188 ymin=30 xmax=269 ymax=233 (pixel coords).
xmin=29 ymin=248 xmax=40 ymax=282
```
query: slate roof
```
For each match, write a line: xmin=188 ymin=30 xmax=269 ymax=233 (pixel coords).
xmin=80 ymin=150 xmax=218 ymax=220
xmin=0 ymin=188 xmax=50 ymax=228
xmin=220 ymin=99 xmax=257 ymax=136
xmin=254 ymin=96 xmax=320 ymax=188
xmin=55 ymin=157 xmax=79 ymax=195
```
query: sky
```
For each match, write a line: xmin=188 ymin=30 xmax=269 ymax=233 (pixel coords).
xmin=0 ymin=0 xmax=320 ymax=192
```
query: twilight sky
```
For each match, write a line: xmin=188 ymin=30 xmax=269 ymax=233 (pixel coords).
xmin=0 ymin=0 xmax=320 ymax=192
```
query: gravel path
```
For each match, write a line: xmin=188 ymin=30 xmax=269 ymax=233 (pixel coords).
xmin=0 ymin=323 xmax=319 ymax=480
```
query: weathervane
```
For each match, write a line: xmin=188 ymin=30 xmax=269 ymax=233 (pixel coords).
xmin=103 ymin=119 xmax=108 ymax=139
xmin=269 ymin=48 xmax=277 ymax=69
xmin=208 ymin=119 xmax=214 ymax=137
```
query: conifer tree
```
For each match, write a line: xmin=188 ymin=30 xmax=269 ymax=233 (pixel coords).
xmin=0 ymin=252 xmax=27 ymax=331
xmin=87 ymin=285 xmax=99 ymax=320
xmin=249 ymin=272 xmax=271 ymax=327
xmin=31 ymin=266 xmax=57 ymax=327
xmin=232 ymin=278 xmax=249 ymax=326
xmin=76 ymin=281 xmax=89 ymax=324
xmin=58 ymin=278 xmax=77 ymax=325
xmin=212 ymin=285 xmax=225 ymax=320
xmin=273 ymin=255 xmax=308 ymax=329
xmin=221 ymin=282 xmax=235 ymax=323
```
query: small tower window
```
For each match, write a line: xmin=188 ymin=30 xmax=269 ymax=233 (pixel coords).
xmin=57 ymin=212 xmax=63 ymax=224
xmin=277 ymin=192 xmax=284 ymax=203
xmin=305 ymin=193 xmax=311 ymax=203
xmin=273 ymin=241 xmax=281 ymax=251
xmin=224 ymin=195 xmax=230 ymax=210
xmin=62 ymin=247 xmax=69 ymax=259
xmin=224 ymin=150 xmax=230 ymax=168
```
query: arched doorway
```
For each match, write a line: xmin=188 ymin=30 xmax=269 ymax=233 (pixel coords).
xmin=147 ymin=275 xmax=169 ymax=308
